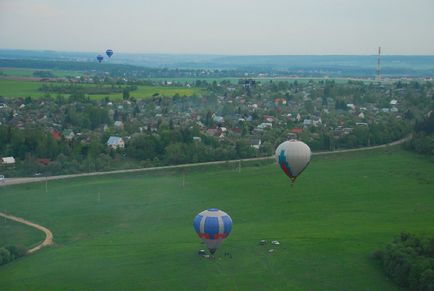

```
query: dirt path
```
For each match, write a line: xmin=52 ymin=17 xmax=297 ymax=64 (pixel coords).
xmin=0 ymin=135 xmax=410 ymax=187
xmin=0 ymin=212 xmax=53 ymax=253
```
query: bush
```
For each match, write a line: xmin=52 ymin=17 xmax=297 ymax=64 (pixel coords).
xmin=0 ymin=247 xmax=12 ymax=265
xmin=5 ymin=245 xmax=27 ymax=259
xmin=374 ymin=233 xmax=434 ymax=290
xmin=0 ymin=245 xmax=27 ymax=266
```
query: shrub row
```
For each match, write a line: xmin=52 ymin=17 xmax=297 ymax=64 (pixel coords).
xmin=0 ymin=245 xmax=27 ymax=266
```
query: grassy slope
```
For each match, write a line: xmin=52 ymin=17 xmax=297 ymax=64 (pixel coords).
xmin=0 ymin=149 xmax=433 ymax=290
xmin=0 ymin=79 xmax=203 ymax=99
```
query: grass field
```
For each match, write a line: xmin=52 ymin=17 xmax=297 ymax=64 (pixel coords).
xmin=0 ymin=219 xmax=45 ymax=249
xmin=0 ymin=79 xmax=46 ymax=98
xmin=0 ymin=79 xmax=203 ymax=99
xmin=0 ymin=148 xmax=433 ymax=290
xmin=0 ymin=68 xmax=83 ymax=78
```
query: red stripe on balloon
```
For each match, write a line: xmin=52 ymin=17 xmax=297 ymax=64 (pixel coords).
xmin=280 ymin=161 xmax=294 ymax=178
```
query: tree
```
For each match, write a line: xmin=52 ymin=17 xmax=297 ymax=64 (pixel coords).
xmin=122 ymin=88 xmax=130 ymax=100
xmin=0 ymin=248 xmax=11 ymax=265
xmin=165 ymin=143 xmax=191 ymax=164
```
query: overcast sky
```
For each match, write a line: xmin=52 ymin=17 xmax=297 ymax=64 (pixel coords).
xmin=1 ymin=0 xmax=433 ymax=55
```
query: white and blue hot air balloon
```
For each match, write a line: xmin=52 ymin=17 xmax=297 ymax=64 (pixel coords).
xmin=193 ymin=208 xmax=232 ymax=255
xmin=275 ymin=139 xmax=311 ymax=184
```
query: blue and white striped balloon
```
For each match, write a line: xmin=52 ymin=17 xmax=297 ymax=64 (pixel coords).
xmin=193 ymin=208 xmax=232 ymax=254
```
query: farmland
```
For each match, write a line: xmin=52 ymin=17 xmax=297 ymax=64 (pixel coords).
xmin=0 ymin=79 xmax=203 ymax=99
xmin=0 ymin=148 xmax=433 ymax=290
xmin=0 ymin=67 xmax=83 ymax=78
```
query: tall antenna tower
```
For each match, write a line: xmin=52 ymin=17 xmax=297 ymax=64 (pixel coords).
xmin=376 ymin=46 xmax=381 ymax=81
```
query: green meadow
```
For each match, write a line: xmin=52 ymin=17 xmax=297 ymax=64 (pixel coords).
xmin=0 ymin=68 xmax=83 ymax=78
xmin=0 ymin=148 xmax=433 ymax=290
xmin=0 ymin=79 xmax=46 ymax=98
xmin=0 ymin=219 xmax=45 ymax=249
xmin=0 ymin=79 xmax=203 ymax=99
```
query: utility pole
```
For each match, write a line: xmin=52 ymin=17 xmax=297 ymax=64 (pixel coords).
xmin=182 ymin=169 xmax=186 ymax=187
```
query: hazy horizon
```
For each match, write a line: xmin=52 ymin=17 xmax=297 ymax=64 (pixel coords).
xmin=1 ymin=0 xmax=434 ymax=55
xmin=2 ymin=48 xmax=434 ymax=57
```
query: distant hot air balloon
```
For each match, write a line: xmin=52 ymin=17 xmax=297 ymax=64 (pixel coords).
xmin=275 ymin=140 xmax=311 ymax=183
xmin=96 ymin=55 xmax=104 ymax=63
xmin=193 ymin=208 xmax=232 ymax=255
xmin=106 ymin=49 xmax=113 ymax=58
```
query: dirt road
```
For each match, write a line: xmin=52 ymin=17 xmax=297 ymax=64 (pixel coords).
xmin=0 ymin=135 xmax=410 ymax=187
xmin=0 ymin=212 xmax=53 ymax=253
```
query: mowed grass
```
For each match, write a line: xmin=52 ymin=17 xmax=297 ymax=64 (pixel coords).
xmin=0 ymin=79 xmax=203 ymax=99
xmin=0 ymin=149 xmax=433 ymax=290
xmin=0 ymin=219 xmax=45 ymax=249
xmin=0 ymin=79 xmax=46 ymax=98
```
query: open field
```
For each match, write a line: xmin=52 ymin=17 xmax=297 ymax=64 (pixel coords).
xmin=0 ymin=219 xmax=45 ymax=249
xmin=0 ymin=79 xmax=203 ymax=99
xmin=0 ymin=79 xmax=47 ymax=98
xmin=0 ymin=67 xmax=83 ymax=78
xmin=0 ymin=148 xmax=433 ymax=290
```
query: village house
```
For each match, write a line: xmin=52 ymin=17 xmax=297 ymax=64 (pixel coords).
xmin=250 ymin=138 xmax=262 ymax=149
xmin=1 ymin=157 xmax=16 ymax=164
xmin=303 ymin=119 xmax=312 ymax=127
xmin=256 ymin=122 xmax=272 ymax=131
xmin=63 ymin=129 xmax=75 ymax=141
xmin=213 ymin=115 xmax=224 ymax=124
xmin=192 ymin=136 xmax=202 ymax=142
xmin=107 ymin=136 xmax=125 ymax=149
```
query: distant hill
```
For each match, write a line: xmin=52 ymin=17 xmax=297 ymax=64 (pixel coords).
xmin=1 ymin=49 xmax=433 ymax=77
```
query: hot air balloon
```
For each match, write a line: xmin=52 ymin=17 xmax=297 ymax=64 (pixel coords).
xmin=275 ymin=139 xmax=311 ymax=183
xmin=193 ymin=208 xmax=232 ymax=255
xmin=106 ymin=49 xmax=113 ymax=58
xmin=96 ymin=55 xmax=104 ymax=63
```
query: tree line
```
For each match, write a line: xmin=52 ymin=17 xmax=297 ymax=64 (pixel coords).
xmin=405 ymin=112 xmax=434 ymax=156
xmin=373 ymin=233 xmax=434 ymax=290
xmin=0 ymin=124 xmax=260 ymax=177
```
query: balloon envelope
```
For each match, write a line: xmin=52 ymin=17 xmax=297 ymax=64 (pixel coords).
xmin=275 ymin=139 xmax=311 ymax=182
xmin=193 ymin=208 xmax=232 ymax=254
xmin=96 ymin=55 xmax=104 ymax=63
xmin=106 ymin=49 xmax=113 ymax=58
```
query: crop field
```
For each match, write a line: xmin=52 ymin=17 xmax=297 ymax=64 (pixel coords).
xmin=0 ymin=148 xmax=433 ymax=290
xmin=0 ymin=79 xmax=203 ymax=99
